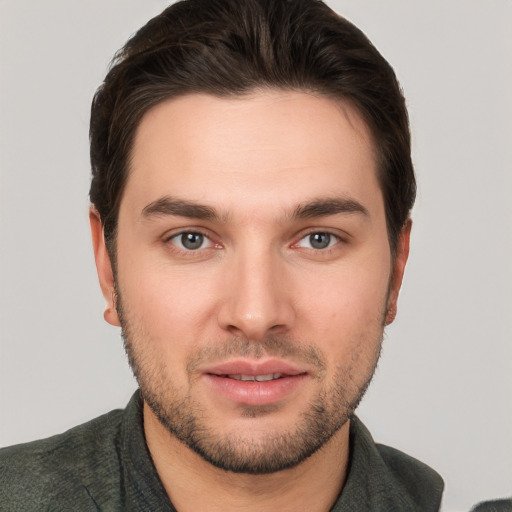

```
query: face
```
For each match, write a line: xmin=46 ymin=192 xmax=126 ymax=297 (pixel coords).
xmin=91 ymin=90 xmax=410 ymax=474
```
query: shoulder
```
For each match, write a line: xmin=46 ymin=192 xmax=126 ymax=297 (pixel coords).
xmin=0 ymin=408 xmax=124 ymax=510
xmin=340 ymin=416 xmax=444 ymax=511
xmin=376 ymin=442 xmax=444 ymax=507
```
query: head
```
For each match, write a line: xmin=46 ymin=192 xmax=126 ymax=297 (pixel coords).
xmin=89 ymin=0 xmax=414 ymax=474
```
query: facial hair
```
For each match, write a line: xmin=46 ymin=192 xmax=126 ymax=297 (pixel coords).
xmin=116 ymin=285 xmax=384 ymax=475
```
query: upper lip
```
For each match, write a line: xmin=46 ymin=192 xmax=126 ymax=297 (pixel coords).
xmin=203 ymin=359 xmax=307 ymax=377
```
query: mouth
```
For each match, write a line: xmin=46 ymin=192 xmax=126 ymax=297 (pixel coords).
xmin=215 ymin=373 xmax=288 ymax=382
xmin=202 ymin=360 xmax=308 ymax=406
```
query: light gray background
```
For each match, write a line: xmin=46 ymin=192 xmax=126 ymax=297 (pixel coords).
xmin=1 ymin=1 xmax=511 ymax=511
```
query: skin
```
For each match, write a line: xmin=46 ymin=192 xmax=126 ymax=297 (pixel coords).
xmin=90 ymin=90 xmax=410 ymax=512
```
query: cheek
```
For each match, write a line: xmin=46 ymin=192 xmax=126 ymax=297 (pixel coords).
xmin=116 ymin=270 xmax=214 ymax=385
xmin=117 ymin=260 xmax=221 ymax=338
xmin=297 ymin=257 xmax=390 ymax=348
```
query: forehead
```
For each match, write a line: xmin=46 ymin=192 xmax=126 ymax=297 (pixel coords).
xmin=123 ymin=90 xmax=381 ymax=219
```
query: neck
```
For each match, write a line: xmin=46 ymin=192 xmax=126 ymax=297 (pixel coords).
xmin=143 ymin=402 xmax=351 ymax=512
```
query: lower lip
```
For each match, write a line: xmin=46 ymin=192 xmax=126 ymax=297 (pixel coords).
xmin=204 ymin=374 xmax=307 ymax=406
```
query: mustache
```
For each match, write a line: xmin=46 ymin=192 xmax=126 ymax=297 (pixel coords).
xmin=186 ymin=335 xmax=326 ymax=373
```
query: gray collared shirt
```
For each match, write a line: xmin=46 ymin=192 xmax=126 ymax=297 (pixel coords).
xmin=0 ymin=391 xmax=443 ymax=511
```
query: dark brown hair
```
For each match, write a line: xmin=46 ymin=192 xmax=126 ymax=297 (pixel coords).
xmin=89 ymin=0 xmax=415 ymax=255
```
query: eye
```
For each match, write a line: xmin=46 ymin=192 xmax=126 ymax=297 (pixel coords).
xmin=296 ymin=232 xmax=339 ymax=250
xmin=168 ymin=232 xmax=212 ymax=251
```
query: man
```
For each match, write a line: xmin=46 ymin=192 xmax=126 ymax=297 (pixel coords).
xmin=0 ymin=0 xmax=444 ymax=510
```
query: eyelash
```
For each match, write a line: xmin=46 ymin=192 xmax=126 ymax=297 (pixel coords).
xmin=163 ymin=228 xmax=345 ymax=257
xmin=293 ymin=230 xmax=342 ymax=251
xmin=164 ymin=230 xmax=219 ymax=254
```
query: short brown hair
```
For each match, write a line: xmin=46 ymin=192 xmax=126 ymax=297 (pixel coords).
xmin=89 ymin=0 xmax=415 ymax=255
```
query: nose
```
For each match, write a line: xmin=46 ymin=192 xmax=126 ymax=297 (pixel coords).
xmin=217 ymin=246 xmax=296 ymax=341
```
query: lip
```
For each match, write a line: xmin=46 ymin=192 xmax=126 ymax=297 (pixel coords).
xmin=202 ymin=359 xmax=308 ymax=406
xmin=204 ymin=359 xmax=305 ymax=377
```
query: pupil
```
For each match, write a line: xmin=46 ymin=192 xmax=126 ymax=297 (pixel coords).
xmin=310 ymin=232 xmax=330 ymax=249
xmin=182 ymin=232 xmax=203 ymax=250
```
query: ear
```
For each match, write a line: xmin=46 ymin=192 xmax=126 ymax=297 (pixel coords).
xmin=385 ymin=219 xmax=412 ymax=325
xmin=89 ymin=207 xmax=121 ymax=327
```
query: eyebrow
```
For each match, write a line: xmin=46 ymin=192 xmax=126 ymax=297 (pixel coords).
xmin=141 ymin=195 xmax=369 ymax=222
xmin=292 ymin=197 xmax=369 ymax=219
xmin=141 ymin=197 xmax=220 ymax=221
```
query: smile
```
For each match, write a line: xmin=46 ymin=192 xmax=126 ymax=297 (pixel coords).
xmin=225 ymin=373 xmax=284 ymax=382
xmin=205 ymin=373 xmax=307 ymax=406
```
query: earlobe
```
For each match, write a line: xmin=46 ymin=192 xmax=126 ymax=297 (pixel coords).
xmin=385 ymin=219 xmax=412 ymax=325
xmin=89 ymin=207 xmax=121 ymax=327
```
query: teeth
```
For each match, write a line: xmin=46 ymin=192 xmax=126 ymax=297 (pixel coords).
xmin=228 ymin=373 xmax=283 ymax=381
xmin=255 ymin=374 xmax=281 ymax=382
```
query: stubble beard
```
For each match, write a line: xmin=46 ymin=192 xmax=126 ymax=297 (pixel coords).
xmin=116 ymin=287 xmax=384 ymax=475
